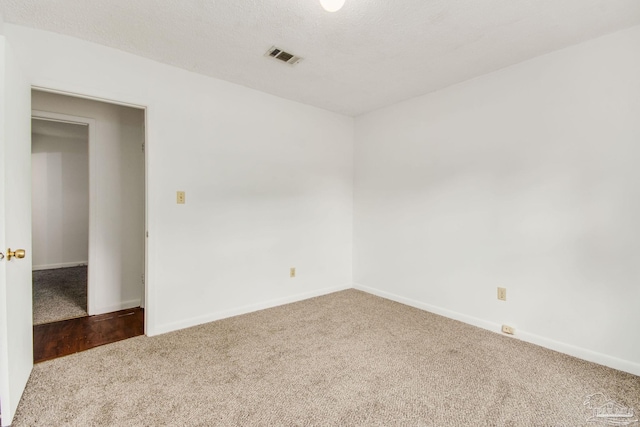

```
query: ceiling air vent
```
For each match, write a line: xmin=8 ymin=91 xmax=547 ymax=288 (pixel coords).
xmin=265 ymin=46 xmax=303 ymax=66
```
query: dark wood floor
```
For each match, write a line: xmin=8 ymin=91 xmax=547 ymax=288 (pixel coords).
xmin=33 ymin=307 xmax=144 ymax=363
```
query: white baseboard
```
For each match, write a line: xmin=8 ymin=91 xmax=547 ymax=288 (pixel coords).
xmin=353 ymin=283 xmax=501 ymax=335
xmin=515 ymin=330 xmax=640 ymax=377
xmin=354 ymin=283 xmax=640 ymax=377
xmin=151 ymin=283 xmax=352 ymax=336
xmin=32 ymin=261 xmax=88 ymax=271
xmin=90 ymin=298 xmax=141 ymax=316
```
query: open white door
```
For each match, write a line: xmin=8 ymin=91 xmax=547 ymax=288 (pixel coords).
xmin=0 ymin=36 xmax=33 ymax=426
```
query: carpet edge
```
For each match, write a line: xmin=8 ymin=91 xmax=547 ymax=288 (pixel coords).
xmin=354 ymin=282 xmax=640 ymax=377
xmin=150 ymin=283 xmax=353 ymax=336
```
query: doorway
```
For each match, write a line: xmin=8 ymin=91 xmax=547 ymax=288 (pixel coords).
xmin=31 ymin=118 xmax=89 ymax=325
xmin=30 ymin=90 xmax=146 ymax=362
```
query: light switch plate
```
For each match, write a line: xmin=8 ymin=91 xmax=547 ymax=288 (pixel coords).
xmin=177 ymin=191 xmax=185 ymax=204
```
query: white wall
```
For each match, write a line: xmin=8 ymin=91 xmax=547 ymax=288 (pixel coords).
xmin=5 ymin=24 xmax=354 ymax=335
xmin=32 ymin=91 xmax=146 ymax=315
xmin=354 ymin=26 xmax=640 ymax=375
xmin=31 ymin=125 xmax=89 ymax=270
xmin=11 ymin=20 xmax=636 ymax=376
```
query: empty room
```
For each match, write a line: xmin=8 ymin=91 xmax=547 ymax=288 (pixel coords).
xmin=0 ymin=1 xmax=639 ymax=426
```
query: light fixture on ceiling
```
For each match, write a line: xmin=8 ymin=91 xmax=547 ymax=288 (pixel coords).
xmin=319 ymin=0 xmax=345 ymax=12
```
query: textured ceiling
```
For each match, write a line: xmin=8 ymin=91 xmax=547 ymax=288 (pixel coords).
xmin=2 ymin=0 xmax=640 ymax=116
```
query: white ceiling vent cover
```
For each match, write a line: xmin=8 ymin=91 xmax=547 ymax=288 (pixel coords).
xmin=265 ymin=46 xmax=303 ymax=66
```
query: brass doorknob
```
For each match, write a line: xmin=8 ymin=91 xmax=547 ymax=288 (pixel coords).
xmin=7 ymin=248 xmax=26 ymax=260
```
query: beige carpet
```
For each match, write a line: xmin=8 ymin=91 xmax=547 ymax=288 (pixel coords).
xmin=13 ymin=289 xmax=640 ymax=426
xmin=32 ymin=266 xmax=88 ymax=325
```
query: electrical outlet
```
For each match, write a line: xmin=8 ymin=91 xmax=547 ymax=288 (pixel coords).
xmin=502 ymin=325 xmax=515 ymax=335
xmin=176 ymin=191 xmax=186 ymax=204
xmin=497 ymin=287 xmax=506 ymax=301
xmin=290 ymin=267 xmax=296 ymax=278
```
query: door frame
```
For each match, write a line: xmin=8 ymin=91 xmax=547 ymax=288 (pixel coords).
xmin=31 ymin=111 xmax=98 ymax=315
xmin=31 ymin=84 xmax=151 ymax=334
